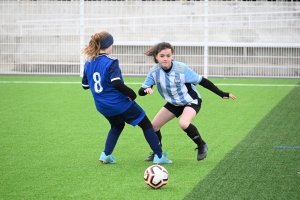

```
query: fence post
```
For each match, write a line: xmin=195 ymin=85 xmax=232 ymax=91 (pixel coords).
xmin=203 ymin=0 xmax=208 ymax=78
xmin=80 ymin=0 xmax=85 ymax=77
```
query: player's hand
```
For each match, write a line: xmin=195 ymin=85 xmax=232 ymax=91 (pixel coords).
xmin=223 ymin=93 xmax=236 ymax=100
xmin=144 ymin=88 xmax=154 ymax=95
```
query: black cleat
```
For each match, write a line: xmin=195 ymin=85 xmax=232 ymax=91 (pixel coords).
xmin=195 ymin=144 xmax=208 ymax=161
xmin=144 ymin=152 xmax=154 ymax=161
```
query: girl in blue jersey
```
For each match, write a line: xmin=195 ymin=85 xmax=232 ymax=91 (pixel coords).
xmin=81 ymin=31 xmax=172 ymax=164
xmin=139 ymin=42 xmax=236 ymax=161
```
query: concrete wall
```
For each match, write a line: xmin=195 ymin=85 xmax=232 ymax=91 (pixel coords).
xmin=2 ymin=1 xmax=299 ymax=42
xmin=1 ymin=1 xmax=299 ymax=76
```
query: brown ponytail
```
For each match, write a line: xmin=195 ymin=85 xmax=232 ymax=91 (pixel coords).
xmin=81 ymin=31 xmax=112 ymax=61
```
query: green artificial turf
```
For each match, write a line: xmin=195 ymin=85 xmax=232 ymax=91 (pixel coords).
xmin=184 ymin=81 xmax=300 ymax=200
xmin=0 ymin=76 xmax=299 ymax=200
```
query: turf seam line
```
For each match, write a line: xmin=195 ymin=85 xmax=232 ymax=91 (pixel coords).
xmin=275 ymin=146 xmax=300 ymax=149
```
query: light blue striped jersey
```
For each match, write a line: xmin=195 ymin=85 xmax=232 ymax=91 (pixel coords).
xmin=142 ymin=61 xmax=202 ymax=106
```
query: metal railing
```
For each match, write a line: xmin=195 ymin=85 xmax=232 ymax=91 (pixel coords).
xmin=0 ymin=1 xmax=299 ymax=77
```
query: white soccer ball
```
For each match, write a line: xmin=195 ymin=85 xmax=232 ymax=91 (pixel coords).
xmin=144 ymin=164 xmax=169 ymax=189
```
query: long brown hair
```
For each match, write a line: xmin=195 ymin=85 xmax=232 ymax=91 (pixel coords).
xmin=144 ymin=42 xmax=174 ymax=63
xmin=81 ymin=31 xmax=111 ymax=61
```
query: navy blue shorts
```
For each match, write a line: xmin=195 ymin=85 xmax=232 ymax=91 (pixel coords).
xmin=105 ymin=101 xmax=146 ymax=127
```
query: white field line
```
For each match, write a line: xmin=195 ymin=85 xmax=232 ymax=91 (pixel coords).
xmin=0 ymin=81 xmax=299 ymax=87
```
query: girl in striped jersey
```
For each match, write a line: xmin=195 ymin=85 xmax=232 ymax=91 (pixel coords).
xmin=139 ymin=42 xmax=236 ymax=161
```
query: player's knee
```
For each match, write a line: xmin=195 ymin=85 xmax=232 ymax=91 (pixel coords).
xmin=179 ymin=120 xmax=189 ymax=130
xmin=151 ymin=122 xmax=161 ymax=132
xmin=138 ymin=116 xmax=152 ymax=130
xmin=114 ymin=121 xmax=125 ymax=131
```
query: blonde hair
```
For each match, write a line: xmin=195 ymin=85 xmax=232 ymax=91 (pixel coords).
xmin=81 ymin=31 xmax=111 ymax=61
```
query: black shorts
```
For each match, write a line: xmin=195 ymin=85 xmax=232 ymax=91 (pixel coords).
xmin=164 ymin=98 xmax=202 ymax=118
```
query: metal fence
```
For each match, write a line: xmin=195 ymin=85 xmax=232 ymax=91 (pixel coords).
xmin=0 ymin=0 xmax=299 ymax=77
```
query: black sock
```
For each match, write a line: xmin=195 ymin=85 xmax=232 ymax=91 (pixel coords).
xmin=156 ymin=130 xmax=162 ymax=147
xmin=184 ymin=124 xmax=205 ymax=146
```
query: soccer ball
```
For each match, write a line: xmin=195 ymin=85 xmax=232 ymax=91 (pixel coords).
xmin=144 ymin=164 xmax=169 ymax=189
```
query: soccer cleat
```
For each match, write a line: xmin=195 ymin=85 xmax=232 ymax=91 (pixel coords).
xmin=195 ymin=144 xmax=208 ymax=161
xmin=153 ymin=152 xmax=172 ymax=164
xmin=144 ymin=152 xmax=154 ymax=161
xmin=99 ymin=152 xmax=116 ymax=164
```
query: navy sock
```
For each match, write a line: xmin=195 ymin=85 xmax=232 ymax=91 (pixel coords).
xmin=104 ymin=126 xmax=123 ymax=155
xmin=143 ymin=127 xmax=163 ymax=158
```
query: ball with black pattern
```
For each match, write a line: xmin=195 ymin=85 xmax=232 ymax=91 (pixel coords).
xmin=144 ymin=164 xmax=169 ymax=189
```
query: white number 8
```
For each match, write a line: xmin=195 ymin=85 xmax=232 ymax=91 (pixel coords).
xmin=93 ymin=72 xmax=103 ymax=93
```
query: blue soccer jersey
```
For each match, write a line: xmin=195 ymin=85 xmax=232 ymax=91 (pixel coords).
xmin=142 ymin=61 xmax=202 ymax=106
xmin=82 ymin=54 xmax=132 ymax=117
